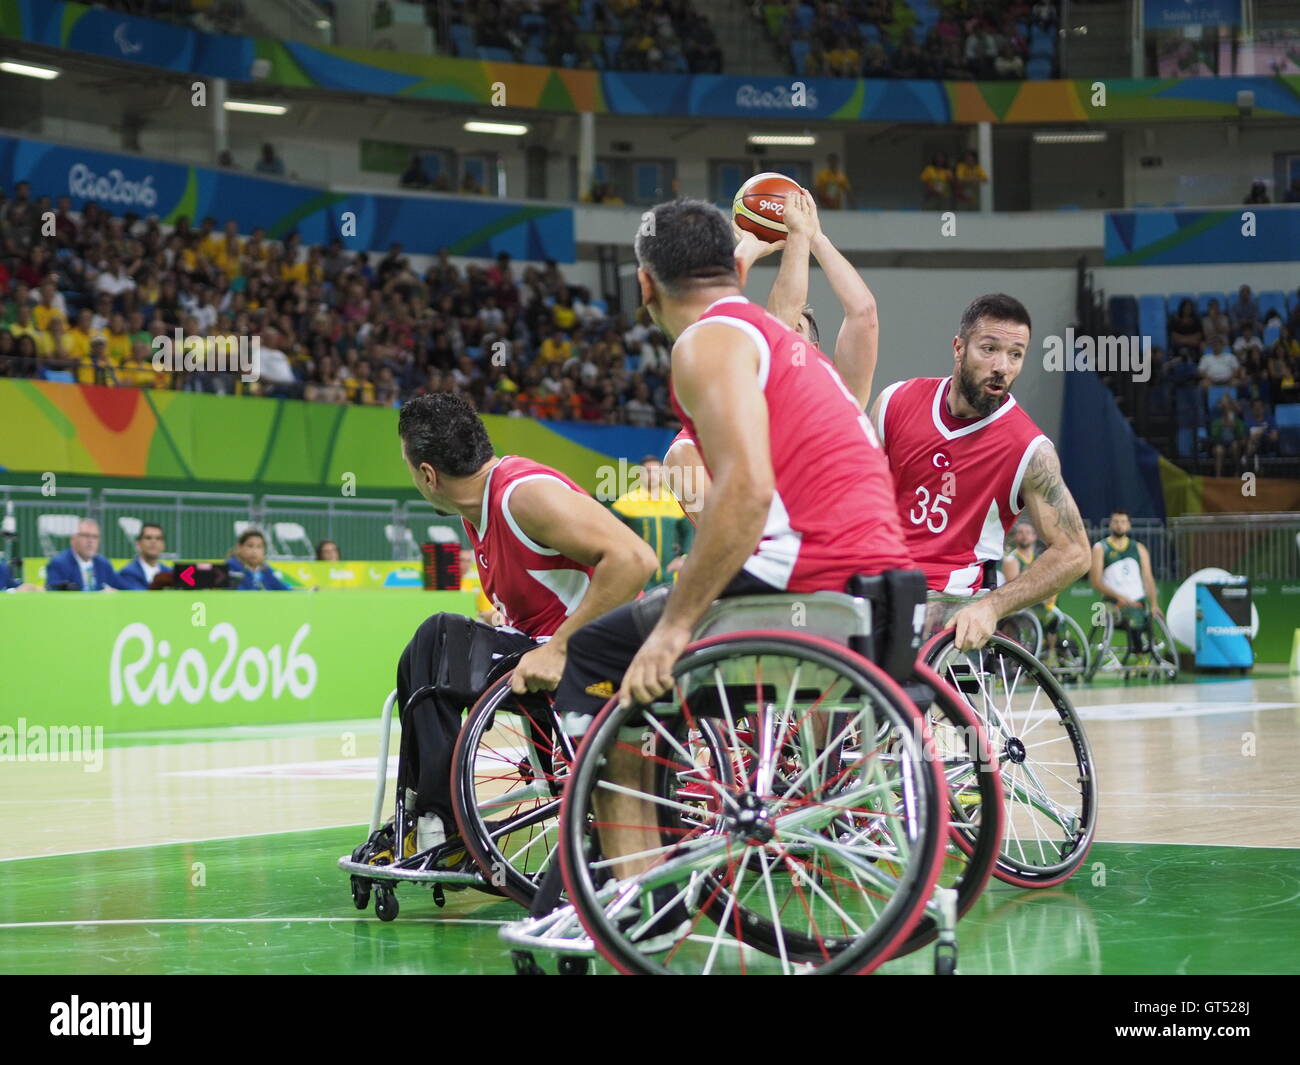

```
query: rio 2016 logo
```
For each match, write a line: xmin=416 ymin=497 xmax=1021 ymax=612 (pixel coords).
xmin=758 ymin=199 xmax=786 ymax=215
xmin=109 ymin=622 xmax=317 ymax=706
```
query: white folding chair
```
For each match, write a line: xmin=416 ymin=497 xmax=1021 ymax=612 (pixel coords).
xmin=273 ymin=521 xmax=315 ymax=560
xmin=38 ymin=514 xmax=82 ymax=555
xmin=384 ymin=524 xmax=418 ymax=561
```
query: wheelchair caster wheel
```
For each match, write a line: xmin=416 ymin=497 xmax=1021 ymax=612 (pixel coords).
xmin=557 ymin=957 xmax=589 ymax=976
xmin=432 ymin=884 xmax=446 ymax=908
xmin=351 ymin=875 xmax=371 ymax=911
xmin=375 ymin=888 xmax=398 ymax=922
xmin=935 ymin=947 xmax=957 ymax=976
xmin=512 ymin=951 xmax=545 ymax=976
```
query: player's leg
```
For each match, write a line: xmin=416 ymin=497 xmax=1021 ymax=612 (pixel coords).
xmin=396 ymin=612 xmax=537 ymax=854
xmin=554 ymin=588 xmax=672 ymax=882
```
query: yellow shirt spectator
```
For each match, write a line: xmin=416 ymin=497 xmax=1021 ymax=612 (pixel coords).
xmin=814 ymin=159 xmax=852 ymax=210
xmin=33 ymin=304 xmax=67 ymax=332
xmin=105 ymin=329 xmax=131 ymax=365
xmin=552 ymin=303 xmax=578 ymax=331
xmin=954 ymin=157 xmax=988 ymax=208
xmin=66 ymin=325 xmax=93 ymax=362
xmin=537 ymin=335 xmax=573 ymax=365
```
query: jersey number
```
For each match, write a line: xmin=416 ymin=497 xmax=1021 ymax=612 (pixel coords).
xmin=909 ymin=487 xmax=951 ymax=533
xmin=818 ymin=362 xmax=880 ymax=448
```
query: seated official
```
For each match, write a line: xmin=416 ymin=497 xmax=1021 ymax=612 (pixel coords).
xmin=117 ymin=523 xmax=173 ymax=590
xmin=225 ymin=528 xmax=290 ymax=590
xmin=46 ymin=519 xmax=124 ymax=591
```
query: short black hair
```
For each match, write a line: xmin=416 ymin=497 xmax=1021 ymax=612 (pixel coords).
xmin=1110 ymin=510 xmax=1130 ymax=519
xmin=237 ymin=527 xmax=266 ymax=547
xmin=801 ymin=305 xmax=820 ymax=347
xmin=958 ymin=294 xmax=1032 ymax=341
xmin=398 ymin=393 xmax=495 ymax=477
xmin=634 ymin=198 xmax=737 ymax=296
xmin=137 ymin=523 xmax=164 ymax=540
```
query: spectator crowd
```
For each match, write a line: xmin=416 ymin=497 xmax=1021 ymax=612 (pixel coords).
xmin=0 ymin=180 xmax=685 ymax=429
xmin=1130 ymin=285 xmax=1300 ymax=478
xmin=770 ymin=0 xmax=1058 ymax=80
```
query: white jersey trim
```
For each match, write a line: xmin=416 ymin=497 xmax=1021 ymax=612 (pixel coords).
xmin=675 ymin=313 xmax=772 ymax=400
xmin=1009 ymin=434 xmax=1050 ymax=515
xmin=526 ymin=567 xmax=591 ymax=616
xmin=930 ymin=376 xmax=1020 ymax=441
xmin=742 ymin=485 xmax=801 ymax=590
xmin=500 ymin=473 xmax=572 ymax=556
xmin=467 ymin=458 xmax=504 ymax=539
xmin=874 ymin=380 xmax=906 ymax=448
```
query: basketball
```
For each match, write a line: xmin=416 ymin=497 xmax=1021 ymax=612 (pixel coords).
xmin=732 ymin=172 xmax=803 ymax=242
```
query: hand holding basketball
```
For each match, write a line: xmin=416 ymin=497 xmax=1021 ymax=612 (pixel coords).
xmin=782 ymin=186 xmax=821 ymax=239
xmin=733 ymin=221 xmax=784 ymax=271
xmin=732 ymin=171 xmax=804 ymax=242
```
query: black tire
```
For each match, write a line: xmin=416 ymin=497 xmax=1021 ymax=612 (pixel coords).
xmin=892 ymin=662 xmax=1004 ymax=957
xmin=375 ymin=888 xmax=398 ymax=922
xmin=451 ymin=674 xmax=570 ymax=907
xmin=559 ymin=631 xmax=948 ymax=975
xmin=922 ymin=630 xmax=1098 ymax=889
xmin=350 ymin=875 xmax=371 ymax=911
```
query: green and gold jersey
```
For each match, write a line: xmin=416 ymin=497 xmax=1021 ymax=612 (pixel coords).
xmin=1098 ymin=536 xmax=1144 ymax=603
xmin=610 ymin=490 xmax=694 ymax=589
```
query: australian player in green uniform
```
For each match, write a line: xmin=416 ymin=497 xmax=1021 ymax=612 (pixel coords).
xmin=1002 ymin=520 xmax=1063 ymax=660
xmin=610 ymin=455 xmax=694 ymax=590
xmin=1088 ymin=509 xmax=1162 ymax=653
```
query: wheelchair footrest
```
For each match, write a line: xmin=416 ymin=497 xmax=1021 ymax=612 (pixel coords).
xmin=337 ymin=856 xmax=482 ymax=886
xmin=499 ymin=904 xmax=596 ymax=956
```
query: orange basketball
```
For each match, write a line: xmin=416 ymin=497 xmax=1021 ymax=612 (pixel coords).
xmin=732 ymin=172 xmax=802 ymax=242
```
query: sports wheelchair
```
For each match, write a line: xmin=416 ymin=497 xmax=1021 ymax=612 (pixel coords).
xmin=1084 ymin=600 xmax=1179 ymax=683
xmin=997 ymin=605 xmax=1092 ymax=683
xmin=501 ymin=571 xmax=1008 ymax=976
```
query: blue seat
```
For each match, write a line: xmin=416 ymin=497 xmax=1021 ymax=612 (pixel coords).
xmin=561 ymin=52 xmax=576 ymax=67
xmin=1026 ymin=57 xmax=1052 ymax=79
xmin=450 ymin=23 xmax=475 ymax=57
xmin=1109 ymin=295 xmax=1139 ymax=336
xmin=1197 ymin=291 xmax=1229 ymax=315
xmin=519 ymin=13 xmax=545 ymax=34
xmin=589 ymin=297 xmax=608 ymax=315
xmin=1207 ymin=384 xmax=1237 ymax=415
xmin=1138 ymin=294 xmax=1168 ymax=349
xmin=1029 ymin=28 xmax=1055 ymax=58
xmin=478 ymin=46 xmax=514 ymax=62
xmin=603 ymin=34 xmax=622 ymax=65
xmin=43 ymin=368 xmax=76 ymax=383
xmin=1275 ymin=403 xmax=1300 ymax=427
xmin=790 ymin=39 xmax=810 ymax=75
xmin=1258 ymin=289 xmax=1287 ymax=321
xmin=1175 ymin=426 xmax=1195 ymax=458
xmin=796 ymin=3 xmax=815 ymax=31
xmin=1166 ymin=293 xmax=1196 ymax=319
xmin=1262 ymin=320 xmax=1282 ymax=347
xmin=523 ymin=46 xmax=546 ymax=65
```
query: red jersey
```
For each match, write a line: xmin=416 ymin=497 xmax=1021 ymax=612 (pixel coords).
xmin=670 ymin=295 xmax=910 ymax=592
xmin=874 ymin=376 xmax=1049 ymax=596
xmin=461 ymin=455 xmax=593 ymax=638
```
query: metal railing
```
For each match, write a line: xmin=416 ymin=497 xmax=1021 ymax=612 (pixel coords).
xmin=0 ymin=485 xmax=461 ymax=564
xmin=1169 ymin=513 xmax=1300 ymax=582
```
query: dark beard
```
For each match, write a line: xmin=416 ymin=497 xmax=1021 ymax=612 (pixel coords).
xmin=957 ymin=359 xmax=1007 ymax=418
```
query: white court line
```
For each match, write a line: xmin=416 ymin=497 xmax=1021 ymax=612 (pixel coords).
xmin=1071 ymin=701 xmax=1293 ymax=723
xmin=0 ymin=917 xmax=508 ymax=930
xmin=1098 ymin=837 xmax=1300 ymax=850
xmin=0 ymin=821 xmax=371 ymax=864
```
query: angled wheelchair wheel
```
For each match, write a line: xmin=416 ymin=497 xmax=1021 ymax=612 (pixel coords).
xmin=559 ymin=631 xmax=948 ymax=975
xmin=998 ymin=610 xmax=1043 ymax=658
xmin=891 ymin=661 xmax=1004 ymax=958
xmin=1047 ymin=610 xmax=1091 ymax=683
xmin=1148 ymin=612 xmax=1179 ymax=682
xmin=451 ymin=673 xmax=572 ymax=907
xmin=1084 ymin=607 xmax=1116 ymax=683
xmin=921 ymin=629 xmax=1097 ymax=889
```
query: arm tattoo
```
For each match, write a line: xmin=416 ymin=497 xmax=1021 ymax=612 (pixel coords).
xmin=1026 ymin=444 xmax=1085 ymax=537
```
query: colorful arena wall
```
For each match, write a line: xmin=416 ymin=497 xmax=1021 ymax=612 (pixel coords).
xmin=3 ymin=0 xmax=1299 ymax=123
xmin=0 ymin=134 xmax=575 ymax=262
xmin=0 ymin=380 xmax=676 ymax=495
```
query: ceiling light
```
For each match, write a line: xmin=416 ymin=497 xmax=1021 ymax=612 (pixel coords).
xmin=747 ymin=133 xmax=817 ymax=146
xmin=0 ymin=60 xmax=60 ymax=80
xmin=464 ymin=120 xmax=529 ymax=135
xmin=1033 ymin=131 xmax=1108 ymax=144
xmin=224 ymin=100 xmax=290 ymax=115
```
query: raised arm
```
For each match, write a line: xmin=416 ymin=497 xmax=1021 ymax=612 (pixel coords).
xmin=765 ymin=191 xmax=815 ymax=331
xmin=505 ymin=479 xmax=658 ymax=691
xmin=812 ymin=226 xmax=877 ymax=409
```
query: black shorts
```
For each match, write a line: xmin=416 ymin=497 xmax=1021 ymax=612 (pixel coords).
xmin=553 ymin=568 xmax=777 ymax=721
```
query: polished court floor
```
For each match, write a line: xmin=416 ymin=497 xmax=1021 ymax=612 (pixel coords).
xmin=2 ymin=672 xmax=1298 ymax=975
